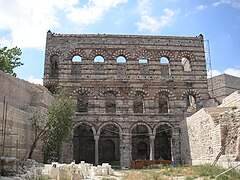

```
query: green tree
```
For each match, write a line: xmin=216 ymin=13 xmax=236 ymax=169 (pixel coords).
xmin=22 ymin=89 xmax=74 ymax=164
xmin=0 ymin=46 xmax=23 ymax=77
xmin=43 ymin=90 xmax=74 ymax=162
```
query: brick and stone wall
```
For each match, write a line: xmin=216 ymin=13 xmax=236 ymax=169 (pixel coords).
xmin=44 ymin=32 xmax=209 ymax=168
xmin=0 ymin=71 xmax=54 ymax=162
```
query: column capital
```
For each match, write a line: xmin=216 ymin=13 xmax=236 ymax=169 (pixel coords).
xmin=149 ymin=134 xmax=155 ymax=141
xmin=94 ymin=134 xmax=100 ymax=141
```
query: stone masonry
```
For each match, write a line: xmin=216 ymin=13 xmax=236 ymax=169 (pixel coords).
xmin=43 ymin=31 xmax=209 ymax=168
xmin=208 ymin=73 xmax=240 ymax=104
xmin=0 ymin=71 xmax=54 ymax=164
xmin=180 ymin=90 xmax=240 ymax=169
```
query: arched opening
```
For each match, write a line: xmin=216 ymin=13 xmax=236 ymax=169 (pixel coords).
xmin=72 ymin=55 xmax=82 ymax=62
xmin=77 ymin=93 xmax=88 ymax=112
xmin=99 ymin=124 xmax=120 ymax=166
xmin=158 ymin=92 xmax=169 ymax=113
xmin=133 ymin=92 xmax=144 ymax=113
xmin=49 ymin=55 xmax=59 ymax=77
xmin=154 ymin=125 xmax=172 ymax=160
xmin=182 ymin=57 xmax=191 ymax=71
xmin=139 ymin=57 xmax=148 ymax=64
xmin=186 ymin=94 xmax=197 ymax=112
xmin=105 ymin=91 xmax=116 ymax=113
xmin=94 ymin=55 xmax=105 ymax=63
xmin=117 ymin=56 xmax=126 ymax=63
xmin=160 ymin=57 xmax=170 ymax=76
xmin=73 ymin=124 xmax=95 ymax=164
xmin=160 ymin=57 xmax=169 ymax=64
xmin=132 ymin=125 xmax=150 ymax=160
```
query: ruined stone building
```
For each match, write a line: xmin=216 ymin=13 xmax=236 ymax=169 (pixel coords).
xmin=1 ymin=32 xmax=239 ymax=170
xmin=181 ymin=90 xmax=240 ymax=169
xmin=208 ymin=73 xmax=240 ymax=104
xmin=43 ymin=31 xmax=209 ymax=168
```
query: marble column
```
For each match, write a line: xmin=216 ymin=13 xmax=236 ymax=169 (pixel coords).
xmin=149 ymin=135 xmax=155 ymax=160
xmin=94 ymin=134 xmax=99 ymax=165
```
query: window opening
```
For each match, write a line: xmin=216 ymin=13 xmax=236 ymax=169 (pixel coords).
xmin=182 ymin=57 xmax=191 ymax=71
xmin=139 ymin=56 xmax=148 ymax=64
xmin=94 ymin=55 xmax=105 ymax=63
xmin=72 ymin=55 xmax=82 ymax=62
xmin=133 ymin=92 xmax=144 ymax=113
xmin=159 ymin=93 xmax=169 ymax=113
xmin=117 ymin=56 xmax=126 ymax=63
xmin=106 ymin=92 xmax=116 ymax=113
xmin=187 ymin=94 xmax=196 ymax=112
xmin=160 ymin=57 xmax=169 ymax=64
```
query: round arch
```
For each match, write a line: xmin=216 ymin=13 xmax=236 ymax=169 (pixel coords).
xmin=135 ymin=49 xmax=153 ymax=61
xmin=97 ymin=121 xmax=123 ymax=136
xmin=112 ymin=49 xmax=132 ymax=60
xmin=156 ymin=50 xmax=175 ymax=62
xmin=153 ymin=122 xmax=174 ymax=136
xmin=130 ymin=122 xmax=152 ymax=135
xmin=89 ymin=49 xmax=109 ymax=61
xmin=67 ymin=49 xmax=88 ymax=62
xmin=73 ymin=121 xmax=97 ymax=135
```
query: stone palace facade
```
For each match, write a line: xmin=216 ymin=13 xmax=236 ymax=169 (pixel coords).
xmin=43 ymin=31 xmax=209 ymax=168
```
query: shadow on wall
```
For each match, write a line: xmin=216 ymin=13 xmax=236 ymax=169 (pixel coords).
xmin=180 ymin=114 xmax=192 ymax=165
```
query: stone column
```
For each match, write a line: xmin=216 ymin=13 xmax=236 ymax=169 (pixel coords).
xmin=120 ymin=134 xmax=131 ymax=168
xmin=149 ymin=135 xmax=155 ymax=160
xmin=171 ymin=127 xmax=181 ymax=164
xmin=94 ymin=134 xmax=99 ymax=165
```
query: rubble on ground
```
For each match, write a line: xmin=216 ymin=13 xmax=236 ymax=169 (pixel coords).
xmin=1 ymin=159 xmax=115 ymax=180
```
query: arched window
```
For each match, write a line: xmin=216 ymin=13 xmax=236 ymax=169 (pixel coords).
xmin=72 ymin=55 xmax=82 ymax=62
xmin=182 ymin=57 xmax=191 ymax=71
xmin=158 ymin=92 xmax=169 ymax=113
xmin=139 ymin=57 xmax=148 ymax=64
xmin=186 ymin=94 xmax=196 ymax=112
xmin=105 ymin=91 xmax=116 ymax=113
xmin=117 ymin=56 xmax=126 ymax=63
xmin=160 ymin=57 xmax=170 ymax=76
xmin=77 ymin=93 xmax=88 ymax=112
xmin=160 ymin=57 xmax=169 ymax=64
xmin=49 ymin=55 xmax=59 ymax=77
xmin=133 ymin=92 xmax=144 ymax=113
xmin=94 ymin=55 xmax=105 ymax=63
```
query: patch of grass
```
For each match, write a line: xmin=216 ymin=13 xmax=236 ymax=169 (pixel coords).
xmin=118 ymin=164 xmax=240 ymax=180
xmin=193 ymin=164 xmax=240 ymax=180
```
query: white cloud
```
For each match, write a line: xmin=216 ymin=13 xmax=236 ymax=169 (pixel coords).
xmin=197 ymin=5 xmax=207 ymax=10
xmin=0 ymin=0 xmax=128 ymax=48
xmin=0 ymin=37 xmax=13 ymax=47
xmin=208 ymin=67 xmax=240 ymax=78
xmin=224 ymin=68 xmax=240 ymax=77
xmin=213 ymin=0 xmax=240 ymax=9
xmin=27 ymin=76 xmax=43 ymax=85
xmin=66 ymin=0 xmax=128 ymax=25
xmin=0 ymin=0 xmax=77 ymax=49
xmin=135 ymin=0 xmax=179 ymax=32
xmin=209 ymin=69 xmax=222 ymax=77
xmin=185 ymin=4 xmax=208 ymax=16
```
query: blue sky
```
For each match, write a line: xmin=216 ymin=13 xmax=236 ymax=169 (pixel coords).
xmin=0 ymin=0 xmax=240 ymax=84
